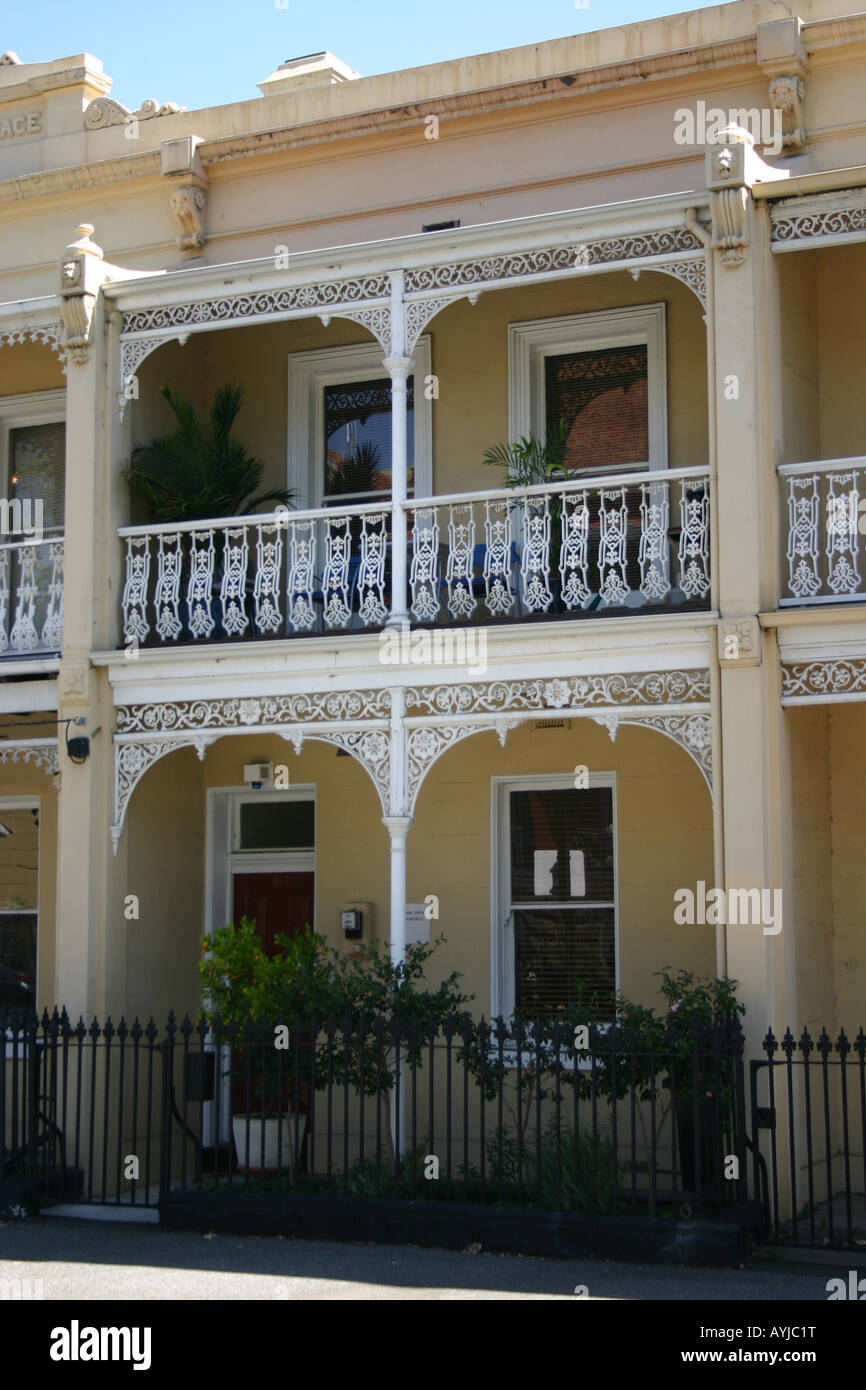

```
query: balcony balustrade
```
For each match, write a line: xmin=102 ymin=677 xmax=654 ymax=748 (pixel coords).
xmin=0 ymin=536 xmax=64 ymax=656
xmin=779 ymin=457 xmax=866 ymax=605
xmin=119 ymin=466 xmax=712 ymax=648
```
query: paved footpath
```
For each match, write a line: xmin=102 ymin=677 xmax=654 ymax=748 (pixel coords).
xmin=0 ymin=1216 xmax=847 ymax=1300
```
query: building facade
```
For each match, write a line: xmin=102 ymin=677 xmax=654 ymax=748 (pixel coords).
xmin=0 ymin=0 xmax=864 ymax=1117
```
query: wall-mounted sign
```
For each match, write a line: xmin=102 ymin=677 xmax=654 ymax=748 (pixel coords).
xmin=0 ymin=111 xmax=42 ymax=140
xmin=405 ymin=904 xmax=430 ymax=946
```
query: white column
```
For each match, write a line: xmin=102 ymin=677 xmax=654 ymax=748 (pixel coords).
xmin=382 ymin=685 xmax=412 ymax=1157
xmin=384 ymin=269 xmax=414 ymax=626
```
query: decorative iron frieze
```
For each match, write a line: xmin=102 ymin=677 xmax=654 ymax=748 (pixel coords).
xmin=115 ymin=689 xmax=392 ymax=735
xmin=771 ymin=192 xmax=866 ymax=246
xmin=121 ymin=275 xmax=392 ymax=335
xmin=781 ymin=659 xmax=866 ymax=703
xmin=405 ymin=670 xmax=709 ymax=717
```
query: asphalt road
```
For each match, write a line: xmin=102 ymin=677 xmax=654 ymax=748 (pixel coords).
xmin=0 ymin=1216 xmax=847 ymax=1300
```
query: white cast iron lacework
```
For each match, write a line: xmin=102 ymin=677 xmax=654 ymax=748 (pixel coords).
xmin=0 ymin=323 xmax=66 ymax=370
xmin=484 ymin=500 xmax=515 ymax=616
xmin=154 ymin=533 xmax=183 ymax=641
xmin=0 ymin=740 xmax=60 ymax=785
xmin=121 ymin=275 xmax=392 ymax=335
xmin=280 ymin=727 xmax=391 ymax=812
xmin=357 ymin=514 xmax=388 ymax=627
xmin=220 ymin=529 xmax=250 ymax=637
xmin=560 ymin=494 xmax=591 ymax=609
xmin=0 ymin=544 xmax=59 ymax=653
xmin=598 ymin=490 xmax=630 ymax=608
xmin=445 ymin=505 xmax=476 ymax=620
xmin=826 ymin=472 xmax=861 ymax=596
xmin=591 ymin=711 xmax=712 ymax=790
xmin=188 ymin=531 xmax=216 ymax=639
xmin=639 ymin=481 xmax=670 ymax=602
xmin=287 ymin=520 xmax=315 ymax=633
xmin=322 ymin=516 xmax=353 ymax=629
xmin=785 ymin=473 xmax=822 ymax=599
xmin=781 ymin=659 xmax=866 ymax=703
xmin=405 ymin=670 xmax=709 ymax=715
xmin=116 ymin=690 xmax=392 ymax=735
xmin=678 ymin=478 xmax=711 ymax=600
xmin=409 ymin=508 xmax=440 ymax=623
xmin=522 ymin=497 xmax=554 ymax=613
xmin=255 ymin=522 xmax=284 ymax=634
xmin=119 ymin=335 xmax=189 ymax=412
xmin=405 ymin=719 xmax=520 ymax=812
xmin=770 ymin=194 xmax=866 ymax=246
xmin=779 ymin=461 xmax=866 ymax=603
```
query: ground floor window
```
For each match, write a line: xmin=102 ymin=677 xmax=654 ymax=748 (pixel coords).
xmin=0 ymin=799 xmax=39 ymax=1009
xmin=492 ymin=775 xmax=617 ymax=1022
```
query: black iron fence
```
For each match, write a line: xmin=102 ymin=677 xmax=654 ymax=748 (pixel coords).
xmin=2 ymin=1009 xmax=862 ymax=1247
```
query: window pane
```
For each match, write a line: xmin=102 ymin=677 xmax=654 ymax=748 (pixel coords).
xmin=239 ymin=800 xmax=314 ymax=850
xmin=514 ymin=908 xmax=615 ymax=1019
xmin=0 ymin=807 xmax=39 ymax=1007
xmin=510 ymin=788 xmax=614 ymax=903
xmin=545 ymin=345 xmax=648 ymax=471
xmin=9 ymin=422 xmax=65 ymax=532
xmin=323 ymin=377 xmax=414 ymax=503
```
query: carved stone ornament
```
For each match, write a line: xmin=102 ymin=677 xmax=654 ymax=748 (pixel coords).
xmin=709 ymin=185 xmax=749 ymax=267
xmin=768 ymin=76 xmax=806 ymax=152
xmin=718 ymin=617 xmax=761 ymax=668
xmin=59 ymin=224 xmax=105 ymax=364
xmin=84 ymin=96 xmax=185 ymax=130
xmin=0 ymin=51 xmax=22 ymax=65
xmin=59 ymin=662 xmax=88 ymax=698
xmin=170 ymin=185 xmax=206 ymax=254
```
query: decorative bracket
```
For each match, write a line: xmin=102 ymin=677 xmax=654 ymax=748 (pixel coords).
xmin=59 ymin=224 xmax=106 ymax=364
xmin=119 ymin=332 xmax=189 ymax=418
xmin=758 ymin=17 xmax=809 ymax=152
xmin=162 ymin=136 xmax=208 ymax=258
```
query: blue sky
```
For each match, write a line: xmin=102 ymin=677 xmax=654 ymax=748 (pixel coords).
xmin=8 ymin=0 xmax=724 ymax=113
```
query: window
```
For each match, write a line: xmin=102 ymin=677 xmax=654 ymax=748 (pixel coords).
xmin=323 ymin=376 xmax=414 ymax=507
xmin=238 ymin=798 xmax=315 ymax=851
xmin=508 ymin=306 xmax=667 ymax=473
xmin=0 ymin=801 xmax=39 ymax=1010
xmin=0 ymin=392 xmax=66 ymax=533
xmin=492 ymin=776 xmax=617 ymax=1021
xmin=287 ymin=340 xmax=432 ymax=510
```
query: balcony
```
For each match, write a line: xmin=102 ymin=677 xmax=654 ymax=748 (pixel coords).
xmin=119 ymin=466 xmax=711 ymax=649
xmin=779 ymin=458 xmax=866 ymax=605
xmin=0 ymin=536 xmax=64 ymax=656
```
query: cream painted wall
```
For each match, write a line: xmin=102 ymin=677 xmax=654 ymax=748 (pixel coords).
xmin=128 ymin=272 xmax=707 ymax=515
xmin=0 ymin=759 xmax=58 ymax=1013
xmin=0 ymin=342 xmax=65 ymax=396
xmin=778 ymin=252 xmax=820 ymax=466
xmin=828 ymin=703 xmax=866 ymax=1029
xmin=125 ymin=746 xmax=203 ymax=1023
xmin=788 ymin=707 xmax=834 ymax=1033
xmin=816 ymin=243 xmax=866 ymax=462
xmin=127 ymin=717 xmax=715 ymax=1022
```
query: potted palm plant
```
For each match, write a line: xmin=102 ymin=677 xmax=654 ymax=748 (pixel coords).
xmin=197 ymin=918 xmax=332 ymax=1176
xmin=482 ymin=422 xmax=570 ymax=606
xmin=125 ymin=383 xmax=294 ymax=523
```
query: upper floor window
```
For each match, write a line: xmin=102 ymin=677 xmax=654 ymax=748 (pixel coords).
xmin=287 ymin=339 xmax=432 ymax=511
xmin=323 ymin=376 xmax=414 ymax=507
xmin=508 ymin=305 xmax=667 ymax=474
xmin=0 ymin=391 xmax=66 ymax=536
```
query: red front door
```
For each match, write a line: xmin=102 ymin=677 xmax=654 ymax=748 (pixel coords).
xmin=232 ymin=871 xmax=315 ymax=957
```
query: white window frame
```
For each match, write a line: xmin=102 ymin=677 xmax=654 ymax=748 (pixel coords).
xmin=507 ymin=305 xmax=667 ymax=473
xmin=0 ymin=795 xmax=40 ymax=1054
xmin=0 ymin=390 xmax=66 ymax=537
xmin=286 ymin=338 xmax=433 ymax=510
xmin=490 ymin=773 xmax=619 ymax=1024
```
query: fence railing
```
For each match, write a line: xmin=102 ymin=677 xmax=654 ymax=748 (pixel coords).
xmin=118 ymin=466 xmax=711 ymax=647
xmin=751 ymin=1026 xmax=866 ymax=1250
xmin=0 ymin=535 xmax=63 ymax=656
xmin=3 ymin=1007 xmax=748 ymax=1223
xmin=779 ymin=457 xmax=866 ymax=605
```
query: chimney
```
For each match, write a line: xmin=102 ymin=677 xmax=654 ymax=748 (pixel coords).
xmin=258 ymin=52 xmax=360 ymax=97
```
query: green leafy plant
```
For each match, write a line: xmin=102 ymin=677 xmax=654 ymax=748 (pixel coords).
xmin=482 ymin=421 xmax=569 ymax=489
xmin=125 ymin=382 xmax=294 ymax=523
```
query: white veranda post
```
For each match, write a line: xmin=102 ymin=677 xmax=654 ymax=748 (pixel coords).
xmin=384 ymin=685 xmax=412 ymax=1155
xmin=384 ymin=269 xmax=414 ymax=626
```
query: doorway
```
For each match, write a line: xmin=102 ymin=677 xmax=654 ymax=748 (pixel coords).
xmin=232 ymin=870 xmax=315 ymax=956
